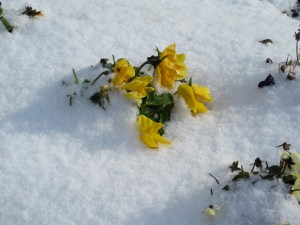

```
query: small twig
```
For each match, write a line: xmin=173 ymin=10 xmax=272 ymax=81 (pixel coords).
xmin=209 ymin=173 xmax=220 ymax=184
xmin=210 ymin=189 xmax=213 ymax=195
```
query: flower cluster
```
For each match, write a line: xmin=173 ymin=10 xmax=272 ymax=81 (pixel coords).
xmin=70 ymin=44 xmax=213 ymax=148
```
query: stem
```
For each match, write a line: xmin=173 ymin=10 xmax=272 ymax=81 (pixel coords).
xmin=91 ymin=70 xmax=109 ymax=85
xmin=0 ymin=16 xmax=13 ymax=33
xmin=72 ymin=68 xmax=79 ymax=84
xmin=209 ymin=173 xmax=220 ymax=184
xmin=296 ymin=41 xmax=299 ymax=62
xmin=135 ymin=61 xmax=150 ymax=77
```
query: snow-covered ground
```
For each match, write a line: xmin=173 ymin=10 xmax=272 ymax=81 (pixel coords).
xmin=1 ymin=0 xmax=300 ymax=224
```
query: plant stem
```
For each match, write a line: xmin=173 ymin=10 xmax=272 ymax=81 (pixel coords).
xmin=91 ymin=70 xmax=109 ymax=85
xmin=135 ymin=61 xmax=150 ymax=77
xmin=296 ymin=40 xmax=299 ymax=62
xmin=0 ymin=2 xmax=13 ymax=33
xmin=72 ymin=68 xmax=79 ymax=84
xmin=0 ymin=17 xmax=12 ymax=32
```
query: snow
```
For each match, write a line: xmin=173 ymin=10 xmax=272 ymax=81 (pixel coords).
xmin=1 ymin=0 xmax=300 ymax=224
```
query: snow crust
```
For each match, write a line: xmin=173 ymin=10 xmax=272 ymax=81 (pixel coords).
xmin=1 ymin=0 xmax=300 ymax=224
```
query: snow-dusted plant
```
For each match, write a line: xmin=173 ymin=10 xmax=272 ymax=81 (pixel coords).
xmin=66 ymin=44 xmax=213 ymax=148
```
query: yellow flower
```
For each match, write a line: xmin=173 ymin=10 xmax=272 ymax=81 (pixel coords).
xmin=280 ymin=151 xmax=300 ymax=173
xmin=112 ymin=58 xmax=135 ymax=86
xmin=291 ymin=173 xmax=300 ymax=202
xmin=155 ymin=44 xmax=187 ymax=88
xmin=137 ymin=115 xmax=171 ymax=148
xmin=177 ymin=83 xmax=213 ymax=114
xmin=122 ymin=76 xmax=154 ymax=101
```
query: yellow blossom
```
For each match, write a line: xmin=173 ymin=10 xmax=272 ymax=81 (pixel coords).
xmin=155 ymin=44 xmax=187 ymax=88
xmin=291 ymin=173 xmax=300 ymax=202
xmin=122 ymin=76 xmax=154 ymax=102
xmin=137 ymin=115 xmax=171 ymax=148
xmin=280 ymin=151 xmax=300 ymax=173
xmin=177 ymin=83 xmax=213 ymax=114
xmin=204 ymin=207 xmax=216 ymax=216
xmin=112 ymin=58 xmax=135 ymax=86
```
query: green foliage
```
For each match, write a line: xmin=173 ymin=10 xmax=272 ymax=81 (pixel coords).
xmin=282 ymin=175 xmax=296 ymax=185
xmin=222 ymin=185 xmax=230 ymax=191
xmin=139 ymin=92 xmax=174 ymax=135
xmin=0 ymin=2 xmax=13 ymax=33
xmin=139 ymin=92 xmax=174 ymax=122
xmin=232 ymin=171 xmax=250 ymax=182
xmin=267 ymin=165 xmax=282 ymax=178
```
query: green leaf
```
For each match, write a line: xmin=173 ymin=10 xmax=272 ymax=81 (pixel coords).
xmin=144 ymin=91 xmax=173 ymax=106
xmin=139 ymin=91 xmax=174 ymax=125
xmin=282 ymin=175 xmax=296 ymax=185
xmin=232 ymin=171 xmax=250 ymax=182
xmin=222 ymin=185 xmax=230 ymax=191
xmin=267 ymin=165 xmax=282 ymax=178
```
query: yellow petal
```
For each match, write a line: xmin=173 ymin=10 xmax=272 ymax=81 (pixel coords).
xmin=151 ymin=133 xmax=171 ymax=145
xmin=141 ymin=133 xmax=158 ymax=148
xmin=122 ymin=76 xmax=153 ymax=91
xmin=114 ymin=59 xmax=129 ymax=73
xmin=194 ymin=101 xmax=208 ymax=113
xmin=292 ymin=189 xmax=300 ymax=202
xmin=124 ymin=91 xmax=147 ymax=100
xmin=204 ymin=207 xmax=216 ymax=216
xmin=176 ymin=54 xmax=186 ymax=62
xmin=177 ymin=84 xmax=197 ymax=112
xmin=161 ymin=43 xmax=176 ymax=57
xmin=138 ymin=115 xmax=163 ymax=133
xmin=144 ymin=87 xmax=154 ymax=93
xmin=137 ymin=115 xmax=170 ymax=148
xmin=192 ymin=84 xmax=213 ymax=102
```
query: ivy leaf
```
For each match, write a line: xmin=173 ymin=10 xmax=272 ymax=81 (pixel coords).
xmin=143 ymin=91 xmax=173 ymax=106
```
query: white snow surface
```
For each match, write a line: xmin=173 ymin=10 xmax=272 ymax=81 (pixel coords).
xmin=1 ymin=0 xmax=300 ymax=224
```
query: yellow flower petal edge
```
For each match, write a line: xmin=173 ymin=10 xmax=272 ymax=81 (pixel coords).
xmin=122 ymin=76 xmax=154 ymax=101
xmin=192 ymin=84 xmax=213 ymax=102
xmin=177 ymin=83 xmax=209 ymax=114
xmin=155 ymin=43 xmax=187 ymax=89
xmin=137 ymin=115 xmax=171 ymax=148
xmin=112 ymin=59 xmax=135 ymax=86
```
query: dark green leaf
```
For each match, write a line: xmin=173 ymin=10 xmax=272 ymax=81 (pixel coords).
xmin=222 ymin=185 xmax=230 ymax=191
xmin=232 ymin=171 xmax=250 ymax=182
xmin=144 ymin=91 xmax=173 ymax=106
xmin=282 ymin=175 xmax=296 ymax=185
xmin=267 ymin=165 xmax=282 ymax=178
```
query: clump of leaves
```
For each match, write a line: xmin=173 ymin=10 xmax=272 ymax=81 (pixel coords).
xmin=90 ymin=85 xmax=111 ymax=110
xmin=139 ymin=91 xmax=174 ymax=135
xmin=0 ymin=2 xmax=13 ymax=33
xmin=217 ymin=143 xmax=300 ymax=204
xmin=22 ymin=6 xmax=43 ymax=17
xmin=259 ymin=39 xmax=273 ymax=45
xmin=229 ymin=161 xmax=242 ymax=172
xmin=232 ymin=171 xmax=250 ymax=182
xmin=279 ymin=55 xmax=297 ymax=80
